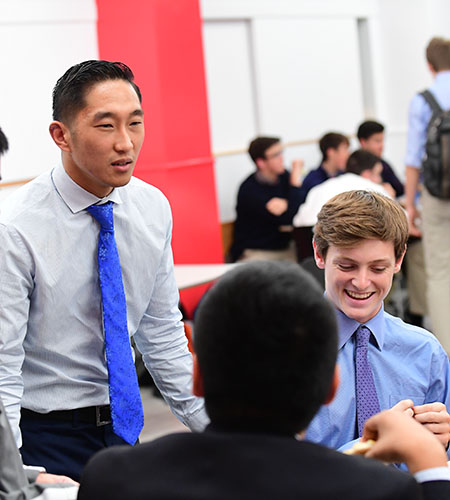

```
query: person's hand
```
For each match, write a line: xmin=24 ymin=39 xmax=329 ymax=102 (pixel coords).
xmin=290 ymin=159 xmax=304 ymax=187
xmin=36 ymin=472 xmax=79 ymax=485
xmin=390 ymin=398 xmax=415 ymax=417
xmin=266 ymin=197 xmax=288 ymax=216
xmin=406 ymin=204 xmax=422 ymax=237
xmin=413 ymin=402 xmax=450 ymax=448
xmin=362 ymin=409 xmax=448 ymax=474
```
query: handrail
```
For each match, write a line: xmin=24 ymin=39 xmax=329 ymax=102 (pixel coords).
xmin=0 ymin=177 xmax=34 ymax=189
xmin=0 ymin=135 xmax=343 ymax=189
xmin=213 ymin=137 xmax=319 ymax=157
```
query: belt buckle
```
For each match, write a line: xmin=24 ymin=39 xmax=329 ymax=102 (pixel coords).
xmin=96 ymin=405 xmax=110 ymax=427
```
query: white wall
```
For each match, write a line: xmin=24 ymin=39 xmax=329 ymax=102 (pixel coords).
xmin=201 ymin=0 xmax=450 ymax=222
xmin=0 ymin=0 xmax=98 ymax=202
xmin=0 ymin=0 xmax=449 ymax=221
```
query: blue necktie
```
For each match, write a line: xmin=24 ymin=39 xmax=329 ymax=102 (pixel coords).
xmin=355 ymin=325 xmax=381 ymax=437
xmin=87 ymin=201 xmax=144 ymax=444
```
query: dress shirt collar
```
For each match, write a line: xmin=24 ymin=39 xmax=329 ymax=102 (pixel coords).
xmin=434 ymin=70 xmax=450 ymax=87
xmin=336 ymin=303 xmax=385 ymax=351
xmin=51 ymin=163 xmax=123 ymax=213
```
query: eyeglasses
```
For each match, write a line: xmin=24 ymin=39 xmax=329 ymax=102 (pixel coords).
xmin=265 ymin=149 xmax=284 ymax=160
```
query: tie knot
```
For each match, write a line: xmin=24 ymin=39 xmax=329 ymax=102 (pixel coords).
xmin=356 ymin=325 xmax=371 ymax=348
xmin=87 ymin=201 xmax=114 ymax=232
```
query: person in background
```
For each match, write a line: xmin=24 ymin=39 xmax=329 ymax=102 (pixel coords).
xmin=230 ymin=136 xmax=303 ymax=262
xmin=357 ymin=120 xmax=404 ymax=197
xmin=0 ymin=126 xmax=9 ymax=179
xmin=306 ymin=190 xmax=450 ymax=460
xmin=294 ymin=149 xmax=391 ymax=229
xmin=78 ymin=261 xmax=450 ymax=500
xmin=299 ymin=131 xmax=350 ymax=204
xmin=405 ymin=36 xmax=450 ymax=351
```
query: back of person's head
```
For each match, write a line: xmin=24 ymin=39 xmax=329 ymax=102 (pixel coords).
xmin=0 ymin=127 xmax=9 ymax=156
xmin=426 ymin=37 xmax=450 ymax=72
xmin=194 ymin=261 xmax=338 ymax=434
xmin=248 ymin=137 xmax=280 ymax=164
xmin=357 ymin=120 xmax=384 ymax=141
xmin=319 ymin=132 xmax=349 ymax=162
xmin=314 ymin=190 xmax=408 ymax=261
xmin=346 ymin=149 xmax=380 ymax=175
xmin=52 ymin=60 xmax=142 ymax=124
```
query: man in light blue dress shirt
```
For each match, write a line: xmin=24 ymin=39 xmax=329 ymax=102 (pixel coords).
xmin=305 ymin=190 xmax=450 ymax=455
xmin=0 ymin=60 xmax=207 ymax=480
xmin=404 ymin=36 xmax=450 ymax=353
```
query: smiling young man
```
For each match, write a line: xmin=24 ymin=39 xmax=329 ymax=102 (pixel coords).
xmin=305 ymin=190 xmax=450 ymax=455
xmin=0 ymin=60 xmax=207 ymax=481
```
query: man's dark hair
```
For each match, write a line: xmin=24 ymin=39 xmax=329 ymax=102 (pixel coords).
xmin=0 ymin=127 xmax=9 ymax=156
xmin=52 ymin=60 xmax=142 ymax=124
xmin=194 ymin=261 xmax=338 ymax=434
xmin=319 ymin=132 xmax=349 ymax=162
xmin=357 ymin=120 xmax=384 ymax=140
xmin=248 ymin=137 xmax=280 ymax=164
xmin=346 ymin=149 xmax=380 ymax=175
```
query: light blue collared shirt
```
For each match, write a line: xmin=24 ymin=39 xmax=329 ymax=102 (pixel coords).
xmin=405 ymin=70 xmax=450 ymax=168
xmin=0 ymin=164 xmax=208 ymax=446
xmin=305 ymin=304 xmax=450 ymax=450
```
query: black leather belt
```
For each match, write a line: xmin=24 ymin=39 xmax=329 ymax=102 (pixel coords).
xmin=21 ymin=405 xmax=112 ymax=427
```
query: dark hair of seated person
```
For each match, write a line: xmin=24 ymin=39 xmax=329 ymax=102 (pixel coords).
xmin=194 ymin=261 xmax=338 ymax=435
xmin=248 ymin=136 xmax=280 ymax=164
xmin=357 ymin=120 xmax=384 ymax=140
xmin=346 ymin=149 xmax=380 ymax=175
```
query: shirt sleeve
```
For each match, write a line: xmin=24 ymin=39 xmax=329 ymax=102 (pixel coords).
xmin=414 ymin=467 xmax=450 ymax=483
xmin=132 ymin=206 xmax=209 ymax=432
xmin=0 ymin=224 xmax=34 ymax=447
xmin=405 ymin=93 xmax=431 ymax=168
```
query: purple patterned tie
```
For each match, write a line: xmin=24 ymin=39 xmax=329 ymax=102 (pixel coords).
xmin=355 ymin=325 xmax=380 ymax=437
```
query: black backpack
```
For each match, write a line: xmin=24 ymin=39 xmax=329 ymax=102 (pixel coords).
xmin=420 ymin=90 xmax=450 ymax=199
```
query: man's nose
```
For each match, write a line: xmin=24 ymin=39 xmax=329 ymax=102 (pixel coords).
xmin=352 ymin=269 xmax=370 ymax=289
xmin=114 ymin=129 xmax=133 ymax=152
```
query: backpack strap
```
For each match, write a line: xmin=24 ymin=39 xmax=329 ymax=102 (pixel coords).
xmin=420 ymin=90 xmax=443 ymax=114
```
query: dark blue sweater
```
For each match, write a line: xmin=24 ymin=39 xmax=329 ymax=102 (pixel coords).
xmin=231 ymin=171 xmax=302 ymax=261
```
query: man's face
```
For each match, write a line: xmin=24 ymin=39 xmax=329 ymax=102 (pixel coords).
xmin=60 ymin=79 xmax=145 ymax=197
xmin=328 ymin=142 xmax=350 ymax=170
xmin=360 ymin=132 xmax=384 ymax=158
xmin=258 ymin=142 xmax=285 ymax=177
xmin=314 ymin=239 xmax=404 ymax=324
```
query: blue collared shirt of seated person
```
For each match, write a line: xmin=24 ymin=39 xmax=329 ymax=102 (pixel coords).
xmin=305 ymin=304 xmax=450 ymax=458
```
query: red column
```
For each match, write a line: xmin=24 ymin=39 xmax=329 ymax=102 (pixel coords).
xmin=96 ymin=0 xmax=223 ymax=315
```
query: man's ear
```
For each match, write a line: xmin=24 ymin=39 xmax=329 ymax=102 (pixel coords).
xmin=49 ymin=121 xmax=72 ymax=153
xmin=394 ymin=244 xmax=407 ymax=274
xmin=324 ymin=365 xmax=340 ymax=405
xmin=255 ymin=157 xmax=265 ymax=171
xmin=192 ymin=354 xmax=204 ymax=397
xmin=360 ymin=169 xmax=371 ymax=180
xmin=313 ymin=240 xmax=326 ymax=269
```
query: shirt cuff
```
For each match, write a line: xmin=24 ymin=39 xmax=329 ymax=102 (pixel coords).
xmin=414 ymin=466 xmax=450 ymax=483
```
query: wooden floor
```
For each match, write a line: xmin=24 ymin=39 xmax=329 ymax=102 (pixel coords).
xmin=140 ymin=387 xmax=190 ymax=443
